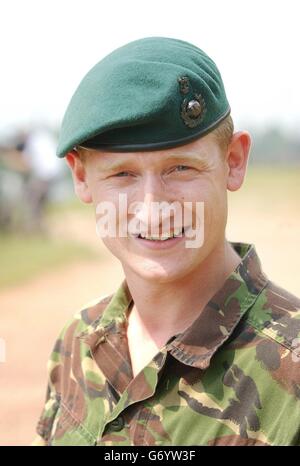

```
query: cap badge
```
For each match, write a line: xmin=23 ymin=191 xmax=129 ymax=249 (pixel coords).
xmin=178 ymin=76 xmax=206 ymax=128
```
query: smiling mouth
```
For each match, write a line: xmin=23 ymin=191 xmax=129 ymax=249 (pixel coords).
xmin=136 ymin=226 xmax=185 ymax=241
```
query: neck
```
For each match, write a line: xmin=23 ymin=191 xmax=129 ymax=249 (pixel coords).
xmin=123 ymin=239 xmax=242 ymax=346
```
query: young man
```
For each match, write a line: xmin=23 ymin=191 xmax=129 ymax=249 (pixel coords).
xmin=33 ymin=37 xmax=300 ymax=446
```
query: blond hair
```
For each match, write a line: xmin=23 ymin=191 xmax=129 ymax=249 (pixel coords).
xmin=210 ymin=114 xmax=234 ymax=153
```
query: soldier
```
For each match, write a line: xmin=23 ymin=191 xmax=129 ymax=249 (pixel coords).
xmin=32 ymin=37 xmax=300 ymax=446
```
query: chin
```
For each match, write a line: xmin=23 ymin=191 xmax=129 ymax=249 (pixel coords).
xmin=125 ymin=257 xmax=198 ymax=283
xmin=105 ymin=241 xmax=208 ymax=283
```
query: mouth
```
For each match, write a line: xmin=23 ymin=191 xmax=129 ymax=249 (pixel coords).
xmin=131 ymin=226 xmax=189 ymax=250
xmin=136 ymin=226 xmax=185 ymax=241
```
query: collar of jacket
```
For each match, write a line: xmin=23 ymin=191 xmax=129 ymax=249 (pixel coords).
xmin=76 ymin=242 xmax=269 ymax=371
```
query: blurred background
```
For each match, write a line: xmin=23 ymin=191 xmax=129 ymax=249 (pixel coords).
xmin=0 ymin=0 xmax=299 ymax=446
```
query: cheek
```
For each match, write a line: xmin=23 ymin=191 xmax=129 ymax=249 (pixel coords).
xmin=92 ymin=186 xmax=125 ymax=221
xmin=190 ymin=180 xmax=227 ymax=230
xmin=205 ymin=189 xmax=228 ymax=237
xmin=91 ymin=187 xmax=118 ymax=205
xmin=101 ymin=236 xmax=124 ymax=260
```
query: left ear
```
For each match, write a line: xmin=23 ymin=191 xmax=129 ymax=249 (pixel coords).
xmin=226 ymin=131 xmax=251 ymax=192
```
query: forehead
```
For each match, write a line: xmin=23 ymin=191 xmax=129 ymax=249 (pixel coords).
xmin=84 ymin=132 xmax=218 ymax=168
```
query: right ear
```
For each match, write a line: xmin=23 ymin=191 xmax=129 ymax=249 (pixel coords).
xmin=65 ymin=150 xmax=93 ymax=204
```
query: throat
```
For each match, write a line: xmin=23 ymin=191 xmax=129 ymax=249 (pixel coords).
xmin=127 ymin=332 xmax=161 ymax=379
xmin=126 ymin=310 xmax=164 ymax=379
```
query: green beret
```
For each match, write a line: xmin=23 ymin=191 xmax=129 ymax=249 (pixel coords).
xmin=56 ymin=37 xmax=230 ymax=158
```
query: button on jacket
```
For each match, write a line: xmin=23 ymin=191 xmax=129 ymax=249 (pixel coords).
xmin=35 ymin=242 xmax=300 ymax=446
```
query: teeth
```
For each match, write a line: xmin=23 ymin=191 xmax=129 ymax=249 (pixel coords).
xmin=140 ymin=235 xmax=170 ymax=240
xmin=139 ymin=227 xmax=184 ymax=240
xmin=173 ymin=227 xmax=183 ymax=237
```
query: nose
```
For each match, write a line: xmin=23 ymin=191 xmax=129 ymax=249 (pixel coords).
xmin=133 ymin=174 xmax=178 ymax=233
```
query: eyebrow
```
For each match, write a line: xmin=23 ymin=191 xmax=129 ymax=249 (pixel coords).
xmin=97 ymin=152 xmax=209 ymax=173
xmin=166 ymin=153 xmax=209 ymax=163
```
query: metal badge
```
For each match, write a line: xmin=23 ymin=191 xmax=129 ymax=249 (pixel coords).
xmin=178 ymin=76 xmax=206 ymax=128
xmin=180 ymin=94 xmax=206 ymax=128
xmin=178 ymin=76 xmax=190 ymax=95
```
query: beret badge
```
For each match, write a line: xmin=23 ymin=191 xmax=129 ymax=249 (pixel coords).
xmin=178 ymin=76 xmax=206 ymax=129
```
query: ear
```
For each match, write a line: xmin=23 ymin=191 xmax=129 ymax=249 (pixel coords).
xmin=65 ymin=150 xmax=92 ymax=203
xmin=226 ymin=131 xmax=251 ymax=192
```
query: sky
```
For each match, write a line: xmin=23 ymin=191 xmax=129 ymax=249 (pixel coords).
xmin=1 ymin=0 xmax=300 ymax=137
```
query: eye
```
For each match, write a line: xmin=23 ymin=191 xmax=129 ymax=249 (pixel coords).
xmin=173 ymin=165 xmax=191 ymax=172
xmin=114 ymin=171 xmax=131 ymax=177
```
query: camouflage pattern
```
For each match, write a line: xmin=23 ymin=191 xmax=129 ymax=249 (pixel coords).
xmin=35 ymin=242 xmax=300 ymax=446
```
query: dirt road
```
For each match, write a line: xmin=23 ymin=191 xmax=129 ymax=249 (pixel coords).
xmin=0 ymin=212 xmax=125 ymax=445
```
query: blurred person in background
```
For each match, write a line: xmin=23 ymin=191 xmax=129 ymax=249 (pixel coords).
xmin=21 ymin=125 xmax=62 ymax=233
xmin=0 ymin=131 xmax=30 ymax=232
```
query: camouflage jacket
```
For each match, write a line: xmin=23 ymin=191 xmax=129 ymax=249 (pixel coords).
xmin=35 ymin=242 xmax=300 ymax=446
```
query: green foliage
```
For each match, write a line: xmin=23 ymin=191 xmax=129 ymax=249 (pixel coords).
xmin=0 ymin=232 xmax=100 ymax=289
